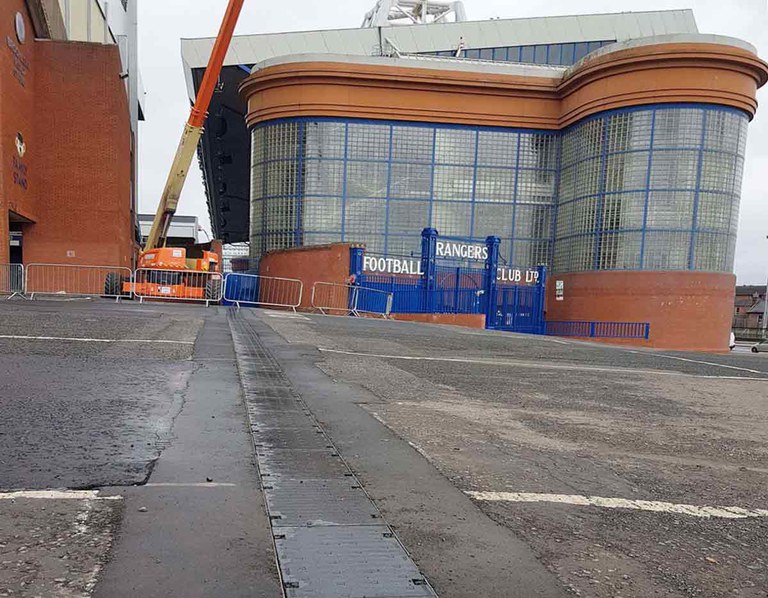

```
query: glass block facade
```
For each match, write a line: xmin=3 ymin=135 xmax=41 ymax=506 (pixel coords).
xmin=555 ymin=106 xmax=748 ymax=272
xmin=420 ymin=40 xmax=616 ymax=66
xmin=251 ymin=120 xmax=559 ymax=267
xmin=250 ymin=105 xmax=749 ymax=273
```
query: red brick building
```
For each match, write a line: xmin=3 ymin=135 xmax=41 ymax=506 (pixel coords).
xmin=0 ymin=0 xmax=139 ymax=269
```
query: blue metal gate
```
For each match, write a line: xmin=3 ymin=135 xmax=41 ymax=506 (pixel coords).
xmin=355 ymin=229 xmax=547 ymax=334
xmin=490 ymin=281 xmax=546 ymax=334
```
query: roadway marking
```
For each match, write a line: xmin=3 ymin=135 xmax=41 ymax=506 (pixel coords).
xmin=319 ymin=348 xmax=768 ymax=380
xmin=0 ymin=335 xmax=194 ymax=345
xmin=465 ymin=491 xmax=768 ymax=519
xmin=144 ymin=482 xmax=237 ymax=488
xmin=0 ymin=490 xmax=122 ymax=500
xmin=650 ymin=353 xmax=768 ymax=376
xmin=262 ymin=311 xmax=310 ymax=320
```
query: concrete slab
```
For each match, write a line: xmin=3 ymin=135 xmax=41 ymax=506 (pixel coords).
xmin=93 ymin=313 xmax=281 ymax=598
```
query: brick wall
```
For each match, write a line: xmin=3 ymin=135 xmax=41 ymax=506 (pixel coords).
xmin=0 ymin=0 xmax=37 ymax=264
xmin=0 ymin=2 xmax=133 ymax=268
xmin=259 ymin=244 xmax=351 ymax=310
xmin=546 ymin=271 xmax=736 ymax=352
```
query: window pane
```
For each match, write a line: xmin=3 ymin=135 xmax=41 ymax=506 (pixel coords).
xmin=473 ymin=204 xmax=513 ymax=238
xmin=493 ymin=47 xmax=507 ymax=61
xmin=477 ymin=131 xmax=518 ymax=167
xmin=392 ymin=126 xmax=433 ymax=163
xmin=643 ymin=231 xmax=691 ymax=270
xmin=549 ymin=44 xmax=562 ymax=66
xmin=390 ymin=163 xmax=432 ymax=199
xmin=347 ymin=124 xmax=389 ymax=160
xmin=475 ymin=168 xmax=516 ymax=202
xmin=346 ymin=162 xmax=388 ymax=198
xmin=561 ymin=43 xmax=575 ymax=65
xmin=303 ymin=196 xmax=341 ymax=232
xmin=574 ymin=42 xmax=590 ymax=62
xmin=305 ymin=121 xmax=345 ymax=159
xmin=432 ymin=202 xmax=471 ymax=237
xmin=534 ymin=45 xmax=548 ymax=64
xmin=587 ymin=41 xmax=603 ymax=53
xmin=434 ymin=166 xmax=474 ymax=201
xmin=304 ymin=159 xmax=344 ymax=196
xmin=520 ymin=45 xmax=534 ymax=63
xmin=435 ymin=129 xmax=476 ymax=164
xmin=387 ymin=200 xmax=430 ymax=234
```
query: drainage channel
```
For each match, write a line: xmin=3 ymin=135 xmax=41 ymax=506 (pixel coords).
xmin=229 ymin=311 xmax=438 ymax=598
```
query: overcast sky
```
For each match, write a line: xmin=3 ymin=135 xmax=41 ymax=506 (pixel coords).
xmin=137 ymin=0 xmax=768 ymax=284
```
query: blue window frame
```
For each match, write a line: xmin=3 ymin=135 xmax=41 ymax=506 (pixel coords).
xmin=520 ymin=45 xmax=535 ymax=63
xmin=548 ymin=43 xmax=562 ymax=66
xmin=249 ymin=105 xmax=748 ymax=275
xmin=418 ymin=40 xmax=615 ymax=67
xmin=574 ymin=42 xmax=591 ymax=62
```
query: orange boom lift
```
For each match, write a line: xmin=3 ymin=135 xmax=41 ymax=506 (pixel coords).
xmin=110 ymin=0 xmax=246 ymax=300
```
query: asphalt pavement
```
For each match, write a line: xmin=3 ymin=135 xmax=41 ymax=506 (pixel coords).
xmin=2 ymin=300 xmax=767 ymax=597
xmin=0 ymin=300 xmax=280 ymax=597
xmin=257 ymin=311 xmax=768 ymax=598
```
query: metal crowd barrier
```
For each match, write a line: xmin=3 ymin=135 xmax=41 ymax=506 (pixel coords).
xmin=0 ymin=263 xmax=25 ymax=299
xmin=312 ymin=282 xmax=393 ymax=318
xmin=133 ymin=268 xmax=223 ymax=306
xmin=223 ymin=273 xmax=303 ymax=311
xmin=546 ymin=321 xmax=651 ymax=340
xmin=25 ymin=264 xmax=133 ymax=301
xmin=353 ymin=285 xmax=394 ymax=318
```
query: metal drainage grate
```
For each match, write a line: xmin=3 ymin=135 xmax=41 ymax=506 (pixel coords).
xmin=263 ymin=479 xmax=381 ymax=527
xmin=229 ymin=311 xmax=437 ymax=598
xmin=275 ymin=526 xmax=433 ymax=598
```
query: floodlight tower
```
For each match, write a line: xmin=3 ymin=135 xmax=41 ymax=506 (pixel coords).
xmin=362 ymin=0 xmax=467 ymax=27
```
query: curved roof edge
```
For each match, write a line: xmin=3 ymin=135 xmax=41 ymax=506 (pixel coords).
xmin=251 ymin=52 xmax=566 ymax=79
xmin=567 ymin=33 xmax=758 ymax=76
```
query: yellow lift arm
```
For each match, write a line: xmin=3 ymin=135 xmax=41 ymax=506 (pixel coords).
xmin=143 ymin=0 xmax=246 ymax=252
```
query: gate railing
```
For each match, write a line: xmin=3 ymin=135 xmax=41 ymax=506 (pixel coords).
xmin=1 ymin=264 xmax=25 ymax=299
xmin=224 ymin=273 xmax=303 ymax=311
xmin=25 ymin=264 xmax=133 ymax=301
xmin=312 ymin=282 xmax=393 ymax=318
xmin=133 ymin=268 xmax=223 ymax=306
xmin=546 ymin=321 xmax=651 ymax=340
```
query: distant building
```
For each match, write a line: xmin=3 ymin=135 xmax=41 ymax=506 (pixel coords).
xmin=138 ymin=214 xmax=200 ymax=247
xmin=733 ymin=285 xmax=766 ymax=329
xmin=1 ymin=0 xmax=142 ymax=269
xmin=745 ymin=300 xmax=766 ymax=330
xmin=182 ymin=5 xmax=768 ymax=351
xmin=221 ymin=243 xmax=250 ymax=273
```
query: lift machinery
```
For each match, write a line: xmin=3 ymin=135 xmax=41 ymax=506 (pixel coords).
xmin=108 ymin=0 xmax=246 ymax=300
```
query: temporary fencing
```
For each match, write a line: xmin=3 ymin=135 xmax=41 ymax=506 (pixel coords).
xmin=133 ymin=269 xmax=223 ymax=305
xmin=0 ymin=264 xmax=24 ymax=299
xmin=351 ymin=285 xmax=394 ymax=318
xmin=312 ymin=282 xmax=393 ymax=318
xmin=224 ymin=273 xmax=303 ymax=310
xmin=25 ymin=264 xmax=133 ymax=301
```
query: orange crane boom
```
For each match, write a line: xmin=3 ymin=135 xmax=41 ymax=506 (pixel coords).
xmin=144 ymin=0 xmax=246 ymax=252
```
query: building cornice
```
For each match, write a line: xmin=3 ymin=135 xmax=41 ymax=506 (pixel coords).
xmin=240 ymin=40 xmax=768 ymax=130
